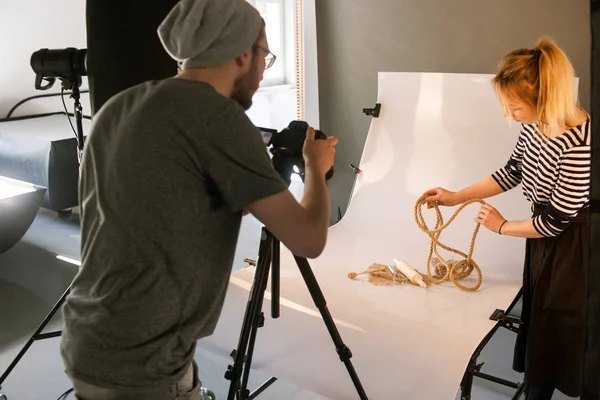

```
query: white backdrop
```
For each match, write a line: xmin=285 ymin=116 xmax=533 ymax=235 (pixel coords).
xmin=198 ymin=72 xmax=535 ymax=399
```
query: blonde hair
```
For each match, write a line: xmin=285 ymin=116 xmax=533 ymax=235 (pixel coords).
xmin=491 ymin=36 xmax=580 ymax=136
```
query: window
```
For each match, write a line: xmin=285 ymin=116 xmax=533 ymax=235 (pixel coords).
xmin=247 ymin=0 xmax=293 ymax=87
xmin=255 ymin=0 xmax=285 ymax=85
xmin=244 ymin=0 xmax=320 ymax=128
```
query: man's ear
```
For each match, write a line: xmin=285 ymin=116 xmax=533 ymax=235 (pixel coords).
xmin=235 ymin=49 xmax=252 ymax=69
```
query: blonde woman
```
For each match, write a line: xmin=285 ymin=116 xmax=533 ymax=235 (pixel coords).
xmin=423 ymin=37 xmax=591 ymax=400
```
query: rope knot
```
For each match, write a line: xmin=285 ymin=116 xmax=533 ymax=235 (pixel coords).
xmin=414 ymin=195 xmax=484 ymax=292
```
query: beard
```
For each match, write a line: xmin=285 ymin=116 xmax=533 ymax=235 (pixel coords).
xmin=231 ymin=59 xmax=260 ymax=110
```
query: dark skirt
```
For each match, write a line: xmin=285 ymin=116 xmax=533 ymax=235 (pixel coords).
xmin=513 ymin=204 xmax=590 ymax=396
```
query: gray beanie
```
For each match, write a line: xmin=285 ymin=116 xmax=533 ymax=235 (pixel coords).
xmin=157 ymin=0 xmax=263 ymax=69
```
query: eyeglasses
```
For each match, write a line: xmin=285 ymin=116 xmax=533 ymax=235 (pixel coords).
xmin=254 ymin=45 xmax=276 ymax=70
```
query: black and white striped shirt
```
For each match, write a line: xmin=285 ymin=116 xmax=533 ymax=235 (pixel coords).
xmin=491 ymin=117 xmax=591 ymax=237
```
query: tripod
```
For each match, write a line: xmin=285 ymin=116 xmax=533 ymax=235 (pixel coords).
xmin=0 ymin=77 xmax=84 ymax=400
xmin=224 ymin=226 xmax=368 ymax=400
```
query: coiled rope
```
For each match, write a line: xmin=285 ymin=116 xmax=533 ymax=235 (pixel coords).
xmin=414 ymin=195 xmax=485 ymax=292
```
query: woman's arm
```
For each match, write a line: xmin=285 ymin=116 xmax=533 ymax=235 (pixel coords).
xmin=476 ymin=204 xmax=543 ymax=238
xmin=422 ymin=176 xmax=504 ymax=207
xmin=454 ymin=176 xmax=504 ymax=204
xmin=500 ymin=219 xmax=544 ymax=239
xmin=424 ymin=128 xmax=526 ymax=207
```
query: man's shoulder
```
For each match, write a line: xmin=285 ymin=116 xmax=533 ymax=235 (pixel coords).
xmin=156 ymin=79 xmax=249 ymax=123
xmin=102 ymin=79 xmax=228 ymax=109
xmin=159 ymin=79 xmax=229 ymax=105
xmin=95 ymin=80 xmax=162 ymax=118
xmin=98 ymin=79 xmax=239 ymax=122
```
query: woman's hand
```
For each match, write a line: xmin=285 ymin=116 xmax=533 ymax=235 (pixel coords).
xmin=475 ymin=203 xmax=506 ymax=233
xmin=422 ymin=187 xmax=460 ymax=208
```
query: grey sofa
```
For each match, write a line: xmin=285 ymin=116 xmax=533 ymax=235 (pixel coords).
xmin=0 ymin=112 xmax=90 ymax=214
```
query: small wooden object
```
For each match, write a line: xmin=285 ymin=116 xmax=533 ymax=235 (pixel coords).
xmin=348 ymin=263 xmax=431 ymax=287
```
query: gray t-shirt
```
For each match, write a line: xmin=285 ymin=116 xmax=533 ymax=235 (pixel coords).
xmin=60 ymin=78 xmax=288 ymax=391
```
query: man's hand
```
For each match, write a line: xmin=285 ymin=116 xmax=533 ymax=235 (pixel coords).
xmin=302 ymin=127 xmax=338 ymax=176
xmin=475 ymin=203 xmax=506 ymax=233
xmin=422 ymin=187 xmax=460 ymax=208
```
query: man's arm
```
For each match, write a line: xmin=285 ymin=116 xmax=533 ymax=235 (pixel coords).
xmin=247 ymin=128 xmax=336 ymax=259
xmin=247 ymin=164 xmax=329 ymax=259
xmin=200 ymin=102 xmax=337 ymax=259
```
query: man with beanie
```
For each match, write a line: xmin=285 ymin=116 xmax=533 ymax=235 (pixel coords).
xmin=59 ymin=0 xmax=338 ymax=398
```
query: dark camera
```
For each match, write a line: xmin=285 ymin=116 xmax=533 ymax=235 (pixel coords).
xmin=262 ymin=121 xmax=334 ymax=186
xmin=30 ymin=47 xmax=87 ymax=90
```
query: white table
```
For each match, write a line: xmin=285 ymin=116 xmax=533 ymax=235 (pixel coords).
xmin=197 ymin=72 xmax=535 ymax=399
xmin=0 ymin=175 xmax=46 ymax=254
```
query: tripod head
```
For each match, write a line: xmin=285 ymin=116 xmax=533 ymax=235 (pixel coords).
xmin=260 ymin=121 xmax=334 ymax=187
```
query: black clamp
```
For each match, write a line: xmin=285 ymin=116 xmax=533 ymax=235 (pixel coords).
xmin=362 ymin=103 xmax=381 ymax=118
xmin=243 ymin=258 xmax=256 ymax=267
xmin=490 ymin=309 xmax=522 ymax=334
xmin=336 ymin=344 xmax=353 ymax=361
xmin=349 ymin=164 xmax=362 ymax=174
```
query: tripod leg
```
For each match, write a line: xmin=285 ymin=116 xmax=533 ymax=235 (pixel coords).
xmin=0 ymin=284 xmax=71 ymax=388
xmin=271 ymin=238 xmax=280 ymax=319
xmin=293 ymin=256 xmax=369 ymax=400
xmin=241 ymin=238 xmax=277 ymax=393
xmin=249 ymin=377 xmax=278 ymax=400
xmin=226 ymin=229 xmax=273 ymax=400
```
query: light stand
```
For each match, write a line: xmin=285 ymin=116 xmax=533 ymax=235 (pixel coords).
xmin=69 ymin=82 xmax=86 ymax=165
xmin=0 ymin=289 xmax=72 ymax=400
xmin=459 ymin=290 xmax=526 ymax=400
xmin=0 ymin=75 xmax=84 ymax=400
xmin=224 ymin=160 xmax=368 ymax=400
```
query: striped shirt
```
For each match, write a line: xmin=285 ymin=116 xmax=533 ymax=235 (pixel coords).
xmin=491 ymin=117 xmax=591 ymax=237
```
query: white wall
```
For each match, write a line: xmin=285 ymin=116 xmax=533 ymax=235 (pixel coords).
xmin=302 ymin=0 xmax=320 ymax=128
xmin=0 ymin=0 xmax=89 ymax=118
xmin=0 ymin=0 xmax=301 ymax=129
xmin=316 ymin=0 xmax=591 ymax=221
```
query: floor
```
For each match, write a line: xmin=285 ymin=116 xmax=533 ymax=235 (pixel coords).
xmin=0 ymin=208 xmax=577 ymax=400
